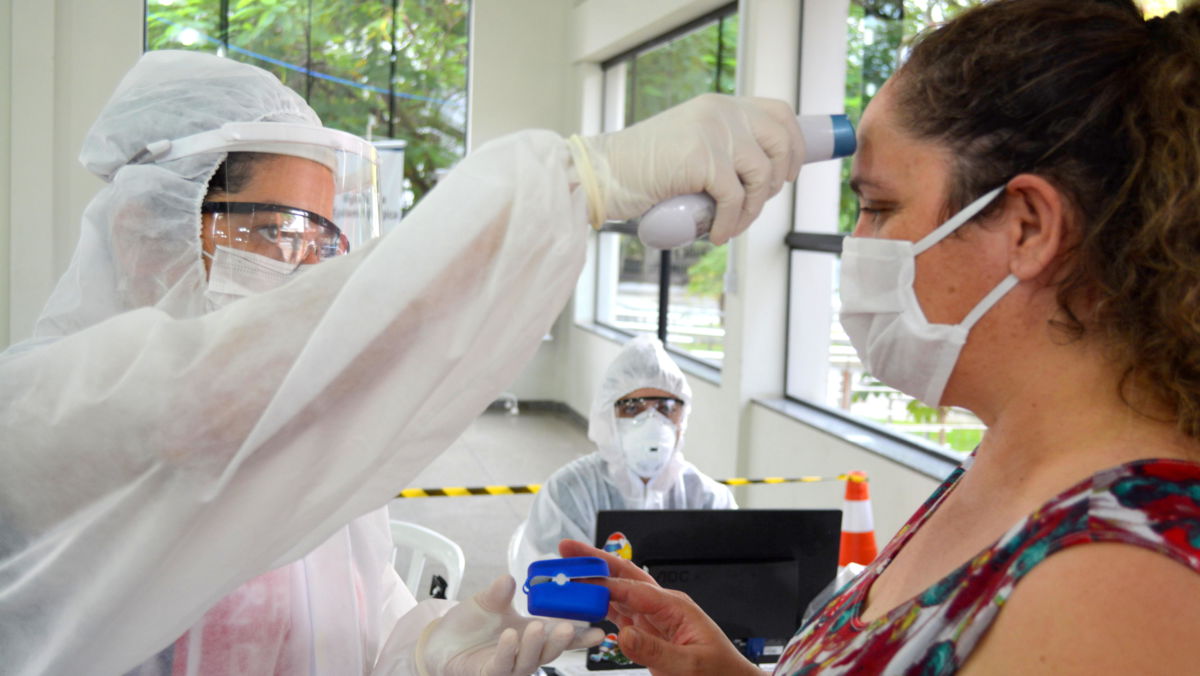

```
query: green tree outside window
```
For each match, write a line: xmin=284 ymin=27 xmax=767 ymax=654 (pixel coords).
xmin=146 ymin=0 xmax=468 ymax=211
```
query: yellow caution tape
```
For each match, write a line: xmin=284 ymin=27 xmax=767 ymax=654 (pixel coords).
xmin=396 ymin=485 xmax=541 ymax=498
xmin=394 ymin=474 xmax=857 ymax=498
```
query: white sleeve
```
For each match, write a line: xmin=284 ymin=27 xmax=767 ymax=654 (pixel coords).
xmin=511 ymin=465 xmax=599 ymax=584
xmin=0 ymin=130 xmax=589 ymax=676
xmin=710 ymin=480 xmax=738 ymax=509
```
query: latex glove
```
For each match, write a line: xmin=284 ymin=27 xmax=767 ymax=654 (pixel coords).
xmin=568 ymin=93 xmax=804 ymax=245
xmin=558 ymin=540 xmax=759 ymax=676
xmin=416 ymin=575 xmax=605 ymax=676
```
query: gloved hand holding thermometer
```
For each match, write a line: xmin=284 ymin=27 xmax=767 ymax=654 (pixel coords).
xmin=567 ymin=94 xmax=853 ymax=248
xmin=637 ymin=114 xmax=856 ymax=249
xmin=567 ymin=93 xmax=806 ymax=246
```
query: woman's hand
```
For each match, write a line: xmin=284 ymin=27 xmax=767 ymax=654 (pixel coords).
xmin=558 ymin=541 xmax=761 ymax=676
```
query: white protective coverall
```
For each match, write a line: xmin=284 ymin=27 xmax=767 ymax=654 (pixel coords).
xmin=510 ymin=335 xmax=736 ymax=582
xmin=0 ymin=51 xmax=589 ymax=676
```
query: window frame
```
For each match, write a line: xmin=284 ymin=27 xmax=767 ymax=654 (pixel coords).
xmin=590 ymin=2 xmax=738 ymax=374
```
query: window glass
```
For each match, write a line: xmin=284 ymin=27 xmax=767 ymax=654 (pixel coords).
xmin=595 ymin=11 xmax=737 ymax=368
xmin=145 ymin=0 xmax=468 ymax=217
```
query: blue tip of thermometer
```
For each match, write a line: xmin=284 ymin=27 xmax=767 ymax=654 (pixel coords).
xmin=635 ymin=113 xmax=856 ymax=250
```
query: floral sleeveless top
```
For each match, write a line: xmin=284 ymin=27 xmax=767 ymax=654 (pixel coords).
xmin=775 ymin=457 xmax=1200 ymax=675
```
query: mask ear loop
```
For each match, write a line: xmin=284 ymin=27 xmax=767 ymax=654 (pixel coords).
xmin=961 ymin=274 xmax=1019 ymax=330
xmin=913 ymin=185 xmax=1007 ymax=256
xmin=910 ymin=183 xmax=1020 ymax=330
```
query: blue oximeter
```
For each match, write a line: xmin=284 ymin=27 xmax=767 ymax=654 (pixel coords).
xmin=522 ymin=556 xmax=610 ymax=622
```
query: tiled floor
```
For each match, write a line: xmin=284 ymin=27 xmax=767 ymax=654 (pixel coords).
xmin=387 ymin=408 xmax=593 ymax=601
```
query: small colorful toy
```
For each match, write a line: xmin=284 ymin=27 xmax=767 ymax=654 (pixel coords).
xmin=522 ymin=556 xmax=610 ymax=622
xmin=589 ymin=633 xmax=633 ymax=665
xmin=602 ymin=531 xmax=632 ymax=560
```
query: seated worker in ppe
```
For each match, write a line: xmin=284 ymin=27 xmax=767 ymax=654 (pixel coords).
xmin=510 ymin=335 xmax=735 ymax=582
xmin=0 ymin=50 xmax=806 ymax=676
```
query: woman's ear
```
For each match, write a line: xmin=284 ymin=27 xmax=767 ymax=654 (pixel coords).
xmin=1002 ymin=174 xmax=1070 ymax=282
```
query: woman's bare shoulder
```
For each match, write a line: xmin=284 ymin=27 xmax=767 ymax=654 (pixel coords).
xmin=959 ymin=542 xmax=1200 ymax=675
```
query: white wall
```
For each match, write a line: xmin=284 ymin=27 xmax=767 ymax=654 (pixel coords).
xmin=2 ymin=0 xmax=143 ymax=349
xmin=568 ymin=0 xmax=731 ymax=63
xmin=468 ymin=0 xmax=574 ymax=147
xmin=1 ymin=0 xmax=10 ymax=348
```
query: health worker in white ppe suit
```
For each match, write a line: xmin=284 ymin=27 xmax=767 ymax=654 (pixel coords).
xmin=510 ymin=335 xmax=736 ymax=582
xmin=0 ymin=50 xmax=805 ymax=676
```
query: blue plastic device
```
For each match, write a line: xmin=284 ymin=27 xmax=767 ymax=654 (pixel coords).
xmin=522 ymin=556 xmax=611 ymax=622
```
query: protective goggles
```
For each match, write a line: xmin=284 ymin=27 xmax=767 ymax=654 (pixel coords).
xmin=141 ymin=121 xmax=381 ymax=252
xmin=614 ymin=396 xmax=685 ymax=420
xmin=201 ymin=201 xmax=348 ymax=266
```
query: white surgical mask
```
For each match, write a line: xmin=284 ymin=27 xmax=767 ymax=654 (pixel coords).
xmin=839 ymin=185 xmax=1018 ymax=406
xmin=204 ymin=245 xmax=308 ymax=310
xmin=616 ymin=410 xmax=678 ymax=479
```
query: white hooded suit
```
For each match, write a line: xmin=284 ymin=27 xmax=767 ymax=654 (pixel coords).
xmin=510 ymin=336 xmax=736 ymax=582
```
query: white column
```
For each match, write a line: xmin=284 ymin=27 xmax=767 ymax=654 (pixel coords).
xmin=7 ymin=1 xmax=58 ymax=347
xmin=4 ymin=0 xmax=141 ymax=348
xmin=467 ymin=0 xmax=572 ymax=150
xmin=0 ymin=0 xmax=12 ymax=347
xmin=786 ymin=0 xmax=851 ymax=403
xmin=711 ymin=0 xmax=803 ymax=480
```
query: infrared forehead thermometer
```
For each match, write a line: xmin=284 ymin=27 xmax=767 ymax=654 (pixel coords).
xmin=636 ymin=113 xmax=856 ymax=249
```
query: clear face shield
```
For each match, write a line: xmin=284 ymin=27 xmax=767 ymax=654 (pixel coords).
xmin=150 ymin=121 xmax=381 ymax=269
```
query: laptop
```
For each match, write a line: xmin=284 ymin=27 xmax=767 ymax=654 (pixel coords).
xmin=586 ymin=508 xmax=841 ymax=668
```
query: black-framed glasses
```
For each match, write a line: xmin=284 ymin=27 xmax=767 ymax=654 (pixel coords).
xmin=201 ymin=201 xmax=349 ymax=265
xmin=614 ymin=396 xmax=685 ymax=420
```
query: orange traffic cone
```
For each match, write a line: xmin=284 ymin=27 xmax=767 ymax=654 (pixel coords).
xmin=839 ymin=471 xmax=878 ymax=566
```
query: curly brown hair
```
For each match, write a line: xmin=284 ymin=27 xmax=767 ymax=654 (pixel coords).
xmin=893 ymin=0 xmax=1200 ymax=437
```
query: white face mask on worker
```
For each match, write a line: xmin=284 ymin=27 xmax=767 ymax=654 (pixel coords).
xmin=616 ymin=410 xmax=678 ymax=479
xmin=204 ymin=246 xmax=308 ymax=310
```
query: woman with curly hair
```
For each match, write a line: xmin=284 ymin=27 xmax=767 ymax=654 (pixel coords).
xmin=564 ymin=1 xmax=1200 ymax=673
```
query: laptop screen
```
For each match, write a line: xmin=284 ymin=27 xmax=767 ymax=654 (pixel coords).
xmin=590 ymin=508 xmax=840 ymax=665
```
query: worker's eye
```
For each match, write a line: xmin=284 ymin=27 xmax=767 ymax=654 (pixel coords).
xmin=252 ymin=223 xmax=281 ymax=242
xmin=657 ymin=399 xmax=681 ymax=416
xmin=616 ymin=401 xmax=640 ymax=417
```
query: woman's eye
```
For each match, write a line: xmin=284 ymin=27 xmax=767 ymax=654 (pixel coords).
xmin=855 ymin=203 xmax=890 ymax=229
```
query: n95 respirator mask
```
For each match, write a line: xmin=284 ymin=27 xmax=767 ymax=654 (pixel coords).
xmin=616 ymin=410 xmax=678 ymax=479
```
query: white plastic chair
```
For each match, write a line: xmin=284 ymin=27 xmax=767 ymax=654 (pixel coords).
xmin=390 ymin=520 xmax=466 ymax=601
xmin=507 ymin=519 xmax=528 ymax=584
